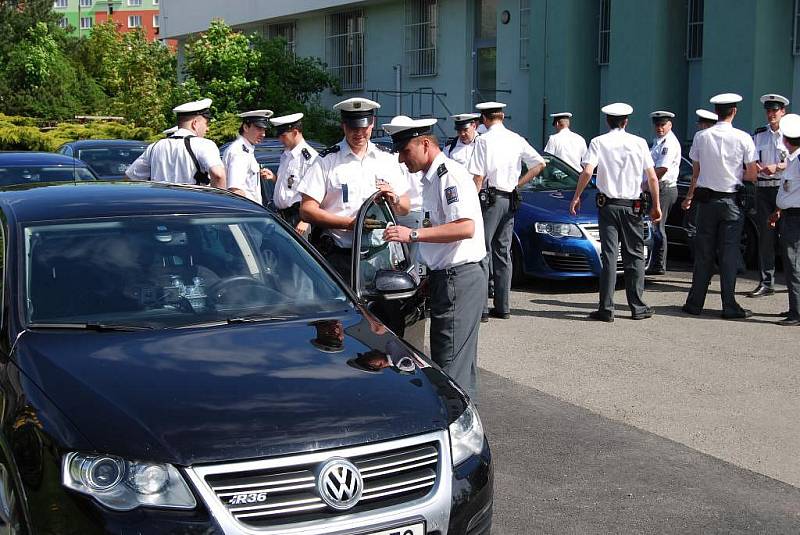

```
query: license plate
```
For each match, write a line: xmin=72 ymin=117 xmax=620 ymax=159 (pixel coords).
xmin=368 ymin=523 xmax=425 ymax=535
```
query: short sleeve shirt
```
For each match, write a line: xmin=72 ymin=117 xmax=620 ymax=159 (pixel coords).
xmin=419 ymin=153 xmax=486 ymax=270
xmin=650 ymin=130 xmax=682 ymax=187
xmin=582 ymin=128 xmax=655 ymax=200
xmin=753 ymin=126 xmax=789 ymax=180
xmin=447 ymin=138 xmax=477 ymax=167
xmin=467 ymin=123 xmax=545 ymax=192
xmin=776 ymin=147 xmax=800 ymax=210
xmin=297 ymin=140 xmax=409 ymax=248
xmin=273 ymin=141 xmax=319 ymax=209
xmin=544 ymin=128 xmax=587 ymax=172
xmin=688 ymin=122 xmax=757 ymax=193
xmin=222 ymin=135 xmax=262 ymax=204
xmin=126 ymin=128 xmax=223 ymax=185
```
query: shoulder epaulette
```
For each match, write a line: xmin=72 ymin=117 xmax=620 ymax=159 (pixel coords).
xmin=754 ymin=126 xmax=767 ymax=135
xmin=319 ymin=144 xmax=341 ymax=157
xmin=301 ymin=147 xmax=311 ymax=160
xmin=375 ymin=143 xmax=391 ymax=153
xmin=242 ymin=144 xmax=249 ymax=153
xmin=437 ymin=163 xmax=448 ymax=178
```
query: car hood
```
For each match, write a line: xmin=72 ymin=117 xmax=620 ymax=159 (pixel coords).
xmin=13 ymin=311 xmax=463 ymax=466
xmin=520 ymin=189 xmax=598 ymax=224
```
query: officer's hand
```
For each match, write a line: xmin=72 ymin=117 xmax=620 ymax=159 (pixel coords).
xmin=364 ymin=218 xmax=387 ymax=230
xmin=295 ymin=221 xmax=310 ymax=235
xmin=383 ymin=225 xmax=412 ymax=243
xmin=569 ymin=197 xmax=580 ymax=215
xmin=762 ymin=164 xmax=777 ymax=175
xmin=681 ymin=196 xmax=692 ymax=211
xmin=768 ymin=210 xmax=781 ymax=229
xmin=377 ymin=183 xmax=399 ymax=206
xmin=260 ymin=168 xmax=275 ymax=181
xmin=650 ymin=205 xmax=662 ymax=223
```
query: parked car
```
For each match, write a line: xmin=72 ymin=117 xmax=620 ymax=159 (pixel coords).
xmin=56 ymin=139 xmax=148 ymax=180
xmin=512 ymin=153 xmax=654 ymax=281
xmin=0 ymin=181 xmax=492 ymax=534
xmin=0 ymin=152 xmax=97 ymax=187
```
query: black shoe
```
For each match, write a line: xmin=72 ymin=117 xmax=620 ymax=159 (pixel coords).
xmin=777 ymin=316 xmax=800 ymax=326
xmin=632 ymin=307 xmax=654 ymax=320
xmin=488 ymin=308 xmax=510 ymax=319
xmin=747 ymin=285 xmax=775 ymax=298
xmin=721 ymin=307 xmax=753 ymax=319
xmin=681 ymin=304 xmax=702 ymax=316
xmin=781 ymin=310 xmax=792 ymax=317
xmin=645 ymin=268 xmax=665 ymax=276
xmin=480 ymin=313 xmax=489 ymax=323
xmin=588 ymin=310 xmax=614 ymax=322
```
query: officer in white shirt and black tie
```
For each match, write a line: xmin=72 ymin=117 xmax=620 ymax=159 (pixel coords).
xmin=270 ymin=112 xmax=318 ymax=236
xmin=382 ymin=116 xmax=486 ymax=400
xmin=445 ymin=113 xmax=481 ymax=167
xmin=570 ymin=103 xmax=662 ymax=322
xmin=126 ymin=98 xmax=226 ymax=188
xmin=768 ymin=113 xmax=800 ymax=326
xmin=749 ymin=93 xmax=790 ymax=298
xmin=682 ymin=93 xmax=758 ymax=319
xmin=544 ymin=112 xmax=587 ymax=172
xmin=646 ymin=111 xmax=682 ymax=275
xmin=222 ymin=109 xmax=274 ymax=205
xmin=298 ymin=97 xmax=410 ymax=282
xmin=468 ymin=101 xmax=545 ymax=321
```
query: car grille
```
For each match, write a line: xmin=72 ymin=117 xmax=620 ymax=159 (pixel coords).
xmin=542 ymin=251 xmax=592 ymax=272
xmin=582 ymin=223 xmax=651 ymax=241
xmin=198 ymin=440 xmax=440 ymax=530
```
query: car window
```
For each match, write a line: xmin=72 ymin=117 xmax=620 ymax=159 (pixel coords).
xmin=357 ymin=199 xmax=409 ymax=296
xmin=0 ymin=166 xmax=96 ymax=186
xmin=520 ymin=157 xmax=586 ymax=192
xmin=23 ymin=215 xmax=349 ymax=327
xmin=77 ymin=147 xmax=146 ymax=178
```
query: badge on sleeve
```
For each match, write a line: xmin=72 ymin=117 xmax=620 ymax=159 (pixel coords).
xmin=445 ymin=186 xmax=459 ymax=205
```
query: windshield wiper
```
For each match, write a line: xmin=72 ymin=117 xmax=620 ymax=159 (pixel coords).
xmin=226 ymin=313 xmax=299 ymax=324
xmin=27 ymin=322 xmax=155 ymax=332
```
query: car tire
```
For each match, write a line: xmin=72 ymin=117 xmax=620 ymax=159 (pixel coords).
xmin=511 ymin=242 xmax=525 ymax=288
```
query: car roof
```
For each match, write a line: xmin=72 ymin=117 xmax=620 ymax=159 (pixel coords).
xmin=0 ymin=182 xmax=267 ymax=224
xmin=58 ymin=139 xmax=149 ymax=149
xmin=0 ymin=152 xmax=91 ymax=167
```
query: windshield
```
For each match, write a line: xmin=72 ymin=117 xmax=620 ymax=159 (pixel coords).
xmin=77 ymin=147 xmax=146 ymax=178
xmin=0 ymin=166 xmax=96 ymax=186
xmin=521 ymin=156 xmax=591 ymax=192
xmin=24 ymin=216 xmax=349 ymax=328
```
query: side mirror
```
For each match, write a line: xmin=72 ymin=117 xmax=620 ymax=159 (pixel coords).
xmin=373 ymin=269 xmax=417 ymax=300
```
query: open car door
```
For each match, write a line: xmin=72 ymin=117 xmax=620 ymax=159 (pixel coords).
xmin=351 ymin=191 xmax=427 ymax=338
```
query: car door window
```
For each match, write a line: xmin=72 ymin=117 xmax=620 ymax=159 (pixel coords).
xmin=356 ymin=198 xmax=409 ymax=296
xmin=521 ymin=158 xmax=584 ymax=192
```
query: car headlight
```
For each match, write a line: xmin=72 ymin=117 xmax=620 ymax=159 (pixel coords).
xmin=534 ymin=222 xmax=582 ymax=238
xmin=62 ymin=452 xmax=196 ymax=511
xmin=448 ymin=403 xmax=485 ymax=466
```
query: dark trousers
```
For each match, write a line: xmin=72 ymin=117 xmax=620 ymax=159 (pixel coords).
xmin=780 ymin=212 xmax=800 ymax=320
xmin=429 ymin=262 xmax=485 ymax=401
xmin=686 ymin=197 xmax=744 ymax=314
xmin=480 ymin=195 xmax=514 ymax=314
xmin=652 ymin=182 xmax=678 ymax=271
xmin=756 ymin=186 xmax=779 ymax=288
xmin=598 ymin=204 xmax=648 ymax=315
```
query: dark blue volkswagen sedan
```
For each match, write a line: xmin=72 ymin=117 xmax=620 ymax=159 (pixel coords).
xmin=512 ymin=153 xmax=653 ymax=282
xmin=0 ymin=182 xmax=491 ymax=534
xmin=56 ymin=139 xmax=148 ymax=180
xmin=0 ymin=152 xmax=97 ymax=187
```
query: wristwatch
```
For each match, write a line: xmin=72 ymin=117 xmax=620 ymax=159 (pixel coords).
xmin=410 ymin=230 xmax=420 ymax=242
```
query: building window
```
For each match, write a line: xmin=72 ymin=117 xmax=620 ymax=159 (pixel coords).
xmin=268 ymin=21 xmax=296 ymax=54
xmin=404 ymin=0 xmax=437 ymax=77
xmin=127 ymin=0 xmax=141 ymax=6
xmin=58 ymin=16 xmax=69 ymax=28
xmin=152 ymin=14 xmax=159 ymax=28
xmin=79 ymin=0 xmax=91 ymax=7
xmin=80 ymin=16 xmax=92 ymax=29
xmin=597 ymin=0 xmax=611 ymax=65
xmin=53 ymin=0 xmax=68 ymax=8
xmin=686 ymin=0 xmax=704 ymax=60
xmin=794 ymin=0 xmax=800 ymax=55
xmin=519 ymin=0 xmax=530 ymax=69
xmin=326 ymin=10 xmax=364 ymax=91
xmin=128 ymin=15 xmax=142 ymax=28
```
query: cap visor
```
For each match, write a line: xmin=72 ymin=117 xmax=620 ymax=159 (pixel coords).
xmin=344 ymin=116 xmax=372 ymax=128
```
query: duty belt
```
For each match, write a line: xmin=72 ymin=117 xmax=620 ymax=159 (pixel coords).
xmin=756 ymin=178 xmax=781 ymax=187
xmin=782 ymin=207 xmax=800 ymax=216
xmin=603 ymin=198 xmax=637 ymax=207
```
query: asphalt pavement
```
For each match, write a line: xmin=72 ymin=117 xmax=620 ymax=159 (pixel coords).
xmin=473 ymin=258 xmax=800 ymax=534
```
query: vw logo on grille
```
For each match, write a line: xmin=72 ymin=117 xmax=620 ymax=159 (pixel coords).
xmin=317 ymin=458 xmax=363 ymax=511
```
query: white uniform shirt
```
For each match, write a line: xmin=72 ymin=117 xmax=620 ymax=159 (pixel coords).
xmin=298 ymin=140 xmax=409 ymax=248
xmin=447 ymin=137 xmax=478 ymax=167
xmin=419 ymin=152 xmax=486 ymax=271
xmin=544 ymin=128 xmax=587 ymax=172
xmin=753 ymin=126 xmax=789 ymax=181
xmin=222 ymin=135 xmax=262 ymax=204
xmin=467 ymin=123 xmax=545 ymax=192
xmin=650 ymin=130 xmax=682 ymax=187
xmin=401 ymin=163 xmax=424 ymax=212
xmin=776 ymin=147 xmax=800 ymax=209
xmin=273 ymin=141 xmax=319 ymax=209
xmin=582 ymin=128 xmax=655 ymax=200
xmin=688 ymin=122 xmax=757 ymax=193
xmin=126 ymin=128 xmax=223 ymax=185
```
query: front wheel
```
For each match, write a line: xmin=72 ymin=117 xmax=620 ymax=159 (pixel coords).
xmin=511 ymin=241 xmax=526 ymax=287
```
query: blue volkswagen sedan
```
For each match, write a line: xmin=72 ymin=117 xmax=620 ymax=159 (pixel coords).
xmin=512 ymin=153 xmax=653 ymax=282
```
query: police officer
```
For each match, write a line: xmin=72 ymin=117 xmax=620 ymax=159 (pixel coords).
xmin=768 ymin=113 xmax=800 ymax=326
xmin=382 ymin=116 xmax=486 ymax=400
xmin=270 ymin=112 xmax=318 ymax=235
xmin=298 ymin=97 xmax=410 ymax=282
xmin=162 ymin=125 xmax=178 ymax=137
xmin=569 ymin=103 xmax=662 ymax=321
xmin=544 ymin=112 xmax=587 ymax=172
xmin=646 ymin=111 xmax=682 ymax=275
xmin=446 ymin=113 xmax=481 ymax=166
xmin=696 ymin=109 xmax=718 ymax=130
xmin=468 ymin=101 xmax=545 ymax=321
xmin=748 ymin=94 xmax=790 ymax=298
xmin=681 ymin=93 xmax=758 ymax=319
xmin=126 ymin=98 xmax=226 ymax=188
xmin=223 ymin=109 xmax=274 ymax=204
